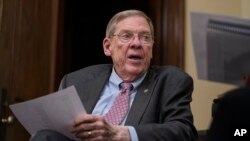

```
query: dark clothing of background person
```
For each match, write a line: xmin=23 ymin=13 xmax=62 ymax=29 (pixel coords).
xmin=206 ymin=87 xmax=250 ymax=141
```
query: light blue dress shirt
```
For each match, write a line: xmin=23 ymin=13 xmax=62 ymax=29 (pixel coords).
xmin=92 ymin=68 xmax=146 ymax=141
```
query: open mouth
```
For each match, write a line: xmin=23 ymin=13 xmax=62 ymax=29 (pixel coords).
xmin=128 ymin=55 xmax=143 ymax=60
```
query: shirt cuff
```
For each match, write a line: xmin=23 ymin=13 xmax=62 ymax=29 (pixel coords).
xmin=128 ymin=126 xmax=139 ymax=141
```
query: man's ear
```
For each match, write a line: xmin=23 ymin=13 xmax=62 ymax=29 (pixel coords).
xmin=103 ymin=38 xmax=111 ymax=56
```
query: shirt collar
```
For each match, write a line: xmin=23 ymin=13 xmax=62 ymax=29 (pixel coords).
xmin=109 ymin=67 xmax=147 ymax=91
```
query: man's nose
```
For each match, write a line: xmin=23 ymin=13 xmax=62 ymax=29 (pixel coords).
xmin=130 ymin=36 xmax=143 ymax=48
xmin=130 ymin=35 xmax=142 ymax=45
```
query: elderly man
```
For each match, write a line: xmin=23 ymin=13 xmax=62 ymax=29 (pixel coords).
xmin=31 ymin=9 xmax=197 ymax=141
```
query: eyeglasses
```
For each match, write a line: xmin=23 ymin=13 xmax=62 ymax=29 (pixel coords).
xmin=112 ymin=32 xmax=153 ymax=44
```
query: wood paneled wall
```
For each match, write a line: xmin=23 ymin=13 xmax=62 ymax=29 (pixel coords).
xmin=149 ymin=0 xmax=185 ymax=68
xmin=0 ymin=0 xmax=59 ymax=140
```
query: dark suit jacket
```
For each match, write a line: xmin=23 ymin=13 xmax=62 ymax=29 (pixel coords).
xmin=206 ymin=87 xmax=250 ymax=141
xmin=59 ymin=64 xmax=197 ymax=141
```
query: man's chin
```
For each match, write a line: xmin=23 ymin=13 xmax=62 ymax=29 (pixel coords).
xmin=126 ymin=66 xmax=145 ymax=75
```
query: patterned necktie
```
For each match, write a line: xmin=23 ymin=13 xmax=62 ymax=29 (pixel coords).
xmin=104 ymin=82 xmax=133 ymax=125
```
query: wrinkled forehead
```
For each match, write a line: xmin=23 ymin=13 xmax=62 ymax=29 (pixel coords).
xmin=115 ymin=16 xmax=151 ymax=33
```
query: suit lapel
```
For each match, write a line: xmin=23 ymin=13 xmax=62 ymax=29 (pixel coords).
xmin=125 ymin=70 xmax=157 ymax=126
xmin=80 ymin=68 xmax=111 ymax=114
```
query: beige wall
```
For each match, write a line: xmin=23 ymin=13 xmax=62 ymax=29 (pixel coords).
xmin=242 ymin=0 xmax=250 ymax=18
xmin=185 ymin=0 xmax=250 ymax=130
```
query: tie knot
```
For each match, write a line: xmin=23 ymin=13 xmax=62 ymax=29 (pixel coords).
xmin=119 ymin=82 xmax=133 ymax=91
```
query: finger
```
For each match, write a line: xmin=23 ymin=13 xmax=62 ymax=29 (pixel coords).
xmin=75 ymin=130 xmax=92 ymax=139
xmin=92 ymin=129 xmax=110 ymax=137
xmin=71 ymin=121 xmax=95 ymax=133
xmin=72 ymin=117 xmax=106 ymax=133
xmin=73 ymin=114 xmax=94 ymax=126
xmin=76 ymin=130 xmax=110 ymax=141
xmin=73 ymin=114 xmax=98 ymax=126
xmin=71 ymin=116 xmax=107 ymax=134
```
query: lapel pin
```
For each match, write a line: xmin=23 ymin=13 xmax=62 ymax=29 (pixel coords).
xmin=144 ymin=89 xmax=148 ymax=94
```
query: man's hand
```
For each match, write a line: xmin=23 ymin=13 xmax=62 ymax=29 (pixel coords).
xmin=70 ymin=114 xmax=131 ymax=141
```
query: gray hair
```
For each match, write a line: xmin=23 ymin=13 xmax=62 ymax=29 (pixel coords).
xmin=105 ymin=9 xmax=154 ymax=40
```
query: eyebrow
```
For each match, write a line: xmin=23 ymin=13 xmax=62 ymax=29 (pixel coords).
xmin=117 ymin=30 xmax=151 ymax=34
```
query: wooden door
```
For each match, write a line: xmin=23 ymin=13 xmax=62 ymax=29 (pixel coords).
xmin=0 ymin=0 xmax=61 ymax=141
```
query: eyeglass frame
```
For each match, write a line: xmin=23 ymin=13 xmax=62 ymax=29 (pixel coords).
xmin=111 ymin=31 xmax=154 ymax=44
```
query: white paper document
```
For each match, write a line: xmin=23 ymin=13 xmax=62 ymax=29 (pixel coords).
xmin=9 ymin=86 xmax=86 ymax=140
